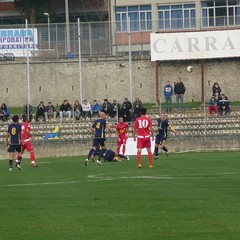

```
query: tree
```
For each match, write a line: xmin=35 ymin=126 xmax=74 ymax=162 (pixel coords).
xmin=14 ymin=0 xmax=52 ymax=23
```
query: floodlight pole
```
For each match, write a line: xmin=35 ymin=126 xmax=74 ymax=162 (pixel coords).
xmin=127 ymin=16 xmax=133 ymax=103
xmin=44 ymin=13 xmax=50 ymax=49
xmin=25 ymin=19 xmax=30 ymax=119
xmin=78 ymin=18 xmax=83 ymax=104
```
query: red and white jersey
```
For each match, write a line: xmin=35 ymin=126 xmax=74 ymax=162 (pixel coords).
xmin=116 ymin=122 xmax=128 ymax=138
xmin=21 ymin=122 xmax=31 ymax=142
xmin=134 ymin=115 xmax=152 ymax=138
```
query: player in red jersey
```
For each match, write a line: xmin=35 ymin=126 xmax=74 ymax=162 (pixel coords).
xmin=16 ymin=115 xmax=37 ymax=167
xmin=133 ymin=108 xmax=154 ymax=168
xmin=116 ymin=117 xmax=129 ymax=156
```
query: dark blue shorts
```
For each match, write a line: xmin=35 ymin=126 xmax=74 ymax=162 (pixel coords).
xmin=155 ymin=134 xmax=166 ymax=145
xmin=93 ymin=138 xmax=106 ymax=148
xmin=8 ymin=144 xmax=21 ymax=153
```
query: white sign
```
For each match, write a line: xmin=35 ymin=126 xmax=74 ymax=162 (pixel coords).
xmin=151 ymin=30 xmax=240 ymax=61
xmin=0 ymin=28 xmax=38 ymax=57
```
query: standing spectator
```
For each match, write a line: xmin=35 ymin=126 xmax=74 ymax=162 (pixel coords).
xmin=133 ymin=97 xmax=143 ymax=120
xmin=73 ymin=100 xmax=83 ymax=120
xmin=82 ymin=100 xmax=92 ymax=118
xmin=212 ymin=82 xmax=221 ymax=97
xmin=111 ymin=100 xmax=120 ymax=118
xmin=0 ymin=103 xmax=10 ymax=121
xmin=101 ymin=99 xmax=113 ymax=117
xmin=45 ymin=101 xmax=57 ymax=120
xmin=218 ymin=94 xmax=230 ymax=115
xmin=36 ymin=101 xmax=46 ymax=122
xmin=208 ymin=95 xmax=218 ymax=115
xmin=23 ymin=102 xmax=33 ymax=122
xmin=91 ymin=100 xmax=101 ymax=118
xmin=174 ymin=78 xmax=186 ymax=111
xmin=164 ymin=81 xmax=173 ymax=113
xmin=59 ymin=99 xmax=72 ymax=120
xmin=121 ymin=97 xmax=132 ymax=122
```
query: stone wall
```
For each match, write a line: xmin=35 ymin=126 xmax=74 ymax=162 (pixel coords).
xmin=0 ymin=57 xmax=239 ymax=107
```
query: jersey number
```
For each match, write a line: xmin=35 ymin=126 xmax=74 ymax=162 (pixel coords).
xmin=96 ymin=122 xmax=100 ymax=129
xmin=138 ymin=119 xmax=149 ymax=128
xmin=11 ymin=127 xmax=16 ymax=135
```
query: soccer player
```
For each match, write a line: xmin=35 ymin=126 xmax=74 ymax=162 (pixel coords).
xmin=85 ymin=111 xmax=112 ymax=166
xmin=16 ymin=115 xmax=37 ymax=167
xmin=97 ymin=148 xmax=129 ymax=162
xmin=133 ymin=108 xmax=154 ymax=168
xmin=6 ymin=115 xmax=22 ymax=171
xmin=116 ymin=117 xmax=129 ymax=156
xmin=154 ymin=112 xmax=179 ymax=159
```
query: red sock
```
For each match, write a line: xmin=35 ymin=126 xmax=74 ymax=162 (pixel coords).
xmin=137 ymin=151 xmax=141 ymax=165
xmin=30 ymin=151 xmax=35 ymax=161
xmin=148 ymin=151 xmax=153 ymax=165
xmin=116 ymin=147 xmax=120 ymax=154
xmin=122 ymin=145 xmax=126 ymax=155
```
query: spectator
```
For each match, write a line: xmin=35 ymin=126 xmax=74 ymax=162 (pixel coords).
xmin=23 ymin=102 xmax=33 ymax=122
xmin=121 ymin=97 xmax=132 ymax=122
xmin=174 ymin=78 xmax=186 ymax=111
xmin=91 ymin=100 xmax=101 ymax=118
xmin=111 ymin=99 xmax=120 ymax=118
xmin=212 ymin=82 xmax=221 ymax=98
xmin=45 ymin=101 xmax=57 ymax=120
xmin=73 ymin=100 xmax=83 ymax=120
xmin=82 ymin=100 xmax=92 ymax=118
xmin=164 ymin=81 xmax=173 ymax=113
xmin=0 ymin=103 xmax=10 ymax=121
xmin=208 ymin=95 xmax=218 ymax=115
xmin=36 ymin=101 xmax=46 ymax=122
xmin=101 ymin=99 xmax=113 ymax=117
xmin=59 ymin=99 xmax=72 ymax=120
xmin=133 ymin=97 xmax=143 ymax=120
xmin=218 ymin=94 xmax=230 ymax=115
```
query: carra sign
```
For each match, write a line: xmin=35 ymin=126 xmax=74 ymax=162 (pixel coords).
xmin=151 ymin=30 xmax=240 ymax=61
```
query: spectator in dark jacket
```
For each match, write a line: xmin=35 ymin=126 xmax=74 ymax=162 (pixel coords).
xmin=45 ymin=101 xmax=57 ymax=120
xmin=59 ymin=99 xmax=72 ymax=120
xmin=218 ymin=94 xmax=230 ymax=115
xmin=133 ymin=97 xmax=143 ymax=120
xmin=0 ymin=103 xmax=10 ymax=121
xmin=23 ymin=102 xmax=33 ymax=122
xmin=101 ymin=99 xmax=113 ymax=117
xmin=73 ymin=100 xmax=83 ymax=120
xmin=121 ymin=97 xmax=132 ymax=122
xmin=36 ymin=101 xmax=46 ymax=121
xmin=174 ymin=78 xmax=186 ymax=111
xmin=212 ymin=82 xmax=221 ymax=97
xmin=164 ymin=81 xmax=173 ymax=113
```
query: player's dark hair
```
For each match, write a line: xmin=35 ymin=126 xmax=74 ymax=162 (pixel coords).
xmin=140 ymin=108 xmax=147 ymax=115
xmin=22 ymin=115 xmax=28 ymax=122
xmin=12 ymin=115 xmax=19 ymax=123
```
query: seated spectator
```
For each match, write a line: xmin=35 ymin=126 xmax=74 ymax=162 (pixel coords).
xmin=91 ymin=100 xmax=101 ymax=118
xmin=23 ymin=102 xmax=33 ymax=122
xmin=82 ymin=100 xmax=92 ymax=118
xmin=36 ymin=101 xmax=46 ymax=122
xmin=208 ymin=95 xmax=218 ymax=115
xmin=45 ymin=101 xmax=57 ymax=120
xmin=133 ymin=97 xmax=143 ymax=120
xmin=212 ymin=82 xmax=221 ymax=98
xmin=111 ymin=100 xmax=120 ymax=118
xmin=0 ymin=103 xmax=10 ymax=121
xmin=59 ymin=99 xmax=72 ymax=120
xmin=218 ymin=94 xmax=230 ymax=115
xmin=74 ymin=100 xmax=83 ymax=120
xmin=101 ymin=99 xmax=113 ymax=117
xmin=121 ymin=97 xmax=132 ymax=122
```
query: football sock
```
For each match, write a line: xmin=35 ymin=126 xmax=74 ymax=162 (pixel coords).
xmin=162 ymin=146 xmax=168 ymax=152
xmin=122 ymin=145 xmax=126 ymax=155
xmin=116 ymin=147 xmax=120 ymax=155
xmin=87 ymin=149 xmax=95 ymax=160
xmin=137 ymin=151 xmax=141 ymax=165
xmin=9 ymin=160 xmax=13 ymax=167
xmin=30 ymin=151 xmax=35 ymax=161
xmin=18 ymin=156 xmax=22 ymax=165
xmin=148 ymin=152 xmax=153 ymax=166
xmin=154 ymin=147 xmax=159 ymax=156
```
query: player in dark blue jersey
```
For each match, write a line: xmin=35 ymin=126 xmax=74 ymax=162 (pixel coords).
xmin=154 ymin=112 xmax=179 ymax=159
xmin=85 ymin=112 xmax=112 ymax=166
xmin=6 ymin=115 xmax=23 ymax=171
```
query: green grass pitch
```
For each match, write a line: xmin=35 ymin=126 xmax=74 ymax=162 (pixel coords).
xmin=0 ymin=151 xmax=240 ymax=240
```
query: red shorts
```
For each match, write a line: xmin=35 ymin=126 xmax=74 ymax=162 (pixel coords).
xmin=137 ymin=137 xmax=151 ymax=149
xmin=117 ymin=136 xmax=127 ymax=146
xmin=22 ymin=141 xmax=34 ymax=153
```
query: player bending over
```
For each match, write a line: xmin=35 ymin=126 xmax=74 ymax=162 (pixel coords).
xmin=154 ymin=112 xmax=179 ymax=159
xmin=116 ymin=117 xmax=129 ymax=156
xmin=6 ymin=115 xmax=22 ymax=171
xmin=85 ymin=112 xmax=112 ymax=166
xmin=16 ymin=115 xmax=37 ymax=167
xmin=133 ymin=108 xmax=154 ymax=169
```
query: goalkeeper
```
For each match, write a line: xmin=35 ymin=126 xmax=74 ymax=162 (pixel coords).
xmin=154 ymin=112 xmax=179 ymax=159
